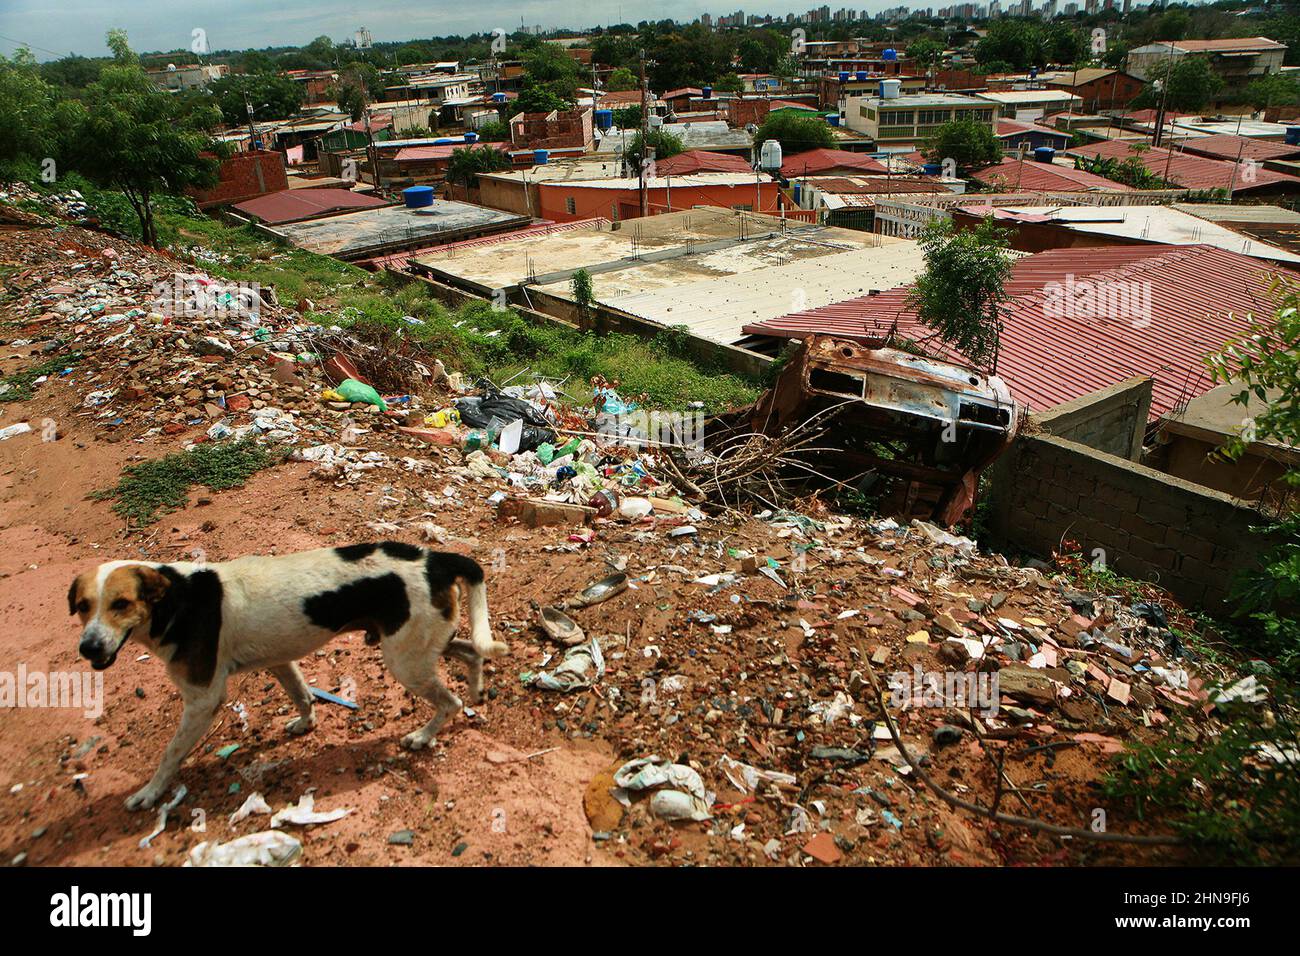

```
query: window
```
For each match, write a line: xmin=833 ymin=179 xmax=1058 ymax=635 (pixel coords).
xmin=731 ymin=203 xmax=753 ymax=211
xmin=565 ymin=197 xmax=576 ymax=215
xmin=880 ymin=109 xmax=913 ymax=126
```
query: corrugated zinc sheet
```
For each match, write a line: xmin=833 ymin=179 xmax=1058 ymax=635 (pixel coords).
xmin=1175 ymin=133 xmax=1300 ymax=163
xmin=231 ymin=188 xmax=388 ymax=224
xmin=781 ymin=148 xmax=888 ymax=177
xmin=970 ymin=157 xmax=1134 ymax=192
xmin=743 ymin=243 xmax=1282 ymax=419
xmin=1067 ymin=139 xmax=1300 ymax=194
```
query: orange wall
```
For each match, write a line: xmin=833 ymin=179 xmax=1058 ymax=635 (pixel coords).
xmin=538 ymin=181 xmax=780 ymax=222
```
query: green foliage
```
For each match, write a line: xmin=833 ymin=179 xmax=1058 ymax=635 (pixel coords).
xmin=611 ymin=105 xmax=642 ymax=129
xmin=626 ymin=129 xmax=685 ymax=172
xmin=59 ymin=39 xmax=223 ymax=247
xmin=737 ymin=30 xmax=787 ymax=74
xmin=713 ymin=73 xmax=745 ymax=94
xmin=92 ymin=439 xmax=281 ymax=526
xmin=923 ymin=119 xmax=1002 ymax=171
xmin=517 ymin=43 xmax=580 ymax=113
xmin=1244 ymin=72 xmax=1300 ymax=111
xmin=209 ymin=72 xmax=304 ymax=125
xmin=0 ymin=50 xmax=57 ymax=167
xmin=606 ymin=67 xmax=638 ymax=92
xmin=1161 ymin=56 xmax=1225 ymax=113
xmin=975 ymin=19 xmax=1088 ymax=70
xmin=445 ymin=145 xmax=510 ymax=188
xmin=648 ymin=24 xmax=736 ymax=91
xmin=1103 ymin=695 xmax=1300 ymax=863
xmin=906 ymin=38 xmax=945 ymax=69
xmin=513 ymin=84 xmax=571 ymax=116
xmin=907 ymin=217 xmax=1013 ymax=370
xmin=1073 ymin=149 xmax=1172 ymax=190
xmin=0 ymin=353 xmax=80 ymax=402
xmin=753 ymin=112 xmax=834 ymax=154
xmin=1207 ymin=278 xmax=1300 ymax=680
xmin=474 ymin=120 xmax=510 ymax=142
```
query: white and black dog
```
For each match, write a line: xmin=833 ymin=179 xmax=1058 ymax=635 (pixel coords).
xmin=68 ymin=542 xmax=508 ymax=811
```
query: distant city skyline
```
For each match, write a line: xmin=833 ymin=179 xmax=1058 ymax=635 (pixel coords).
xmin=3 ymin=0 xmax=1190 ymax=61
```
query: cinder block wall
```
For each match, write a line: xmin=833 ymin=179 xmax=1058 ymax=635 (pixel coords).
xmin=1035 ymin=375 xmax=1152 ymax=461
xmin=988 ymin=432 xmax=1279 ymax=611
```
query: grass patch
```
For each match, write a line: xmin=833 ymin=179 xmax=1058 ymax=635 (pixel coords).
xmin=0 ymin=353 xmax=79 ymax=403
xmin=91 ymin=439 xmax=282 ymax=526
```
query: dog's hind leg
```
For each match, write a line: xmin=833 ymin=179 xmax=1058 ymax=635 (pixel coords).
xmin=270 ymin=662 xmax=317 ymax=736
xmin=126 ymin=681 xmax=225 ymax=811
xmin=385 ymin=626 xmax=461 ymax=751
xmin=444 ymin=638 xmax=484 ymax=705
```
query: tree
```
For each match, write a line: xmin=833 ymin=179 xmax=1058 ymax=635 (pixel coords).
xmin=737 ymin=30 xmax=787 ymax=74
xmin=474 ymin=120 xmax=510 ymax=142
xmin=1245 ymin=72 xmax=1300 ymax=111
xmin=106 ymin=28 xmax=136 ymax=65
xmin=39 ymin=55 xmax=102 ymax=90
xmin=445 ymin=145 xmax=510 ymax=190
xmin=753 ymin=113 xmax=834 ymax=154
xmin=1162 ymin=56 xmax=1224 ymax=113
xmin=625 ymin=129 xmax=685 ymax=173
xmin=907 ymin=38 xmax=945 ymax=71
xmin=209 ymin=73 xmax=303 ymax=125
xmin=605 ymin=67 xmax=638 ymax=92
xmin=572 ymin=268 xmax=595 ymax=329
xmin=61 ymin=39 xmax=221 ymax=247
xmin=713 ymin=73 xmax=745 ymax=94
xmin=649 ymin=24 xmax=735 ymax=91
xmin=512 ymin=85 xmax=570 ymax=116
xmin=922 ymin=119 xmax=1001 ymax=172
xmin=611 ymin=104 xmax=642 ymax=129
xmin=1206 ymin=279 xmax=1300 ymax=677
xmin=520 ymin=43 xmax=580 ymax=106
xmin=906 ymin=217 xmax=1014 ymax=371
xmin=0 ymin=50 xmax=56 ymax=168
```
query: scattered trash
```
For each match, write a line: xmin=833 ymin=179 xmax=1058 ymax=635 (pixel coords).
xmin=269 ymin=792 xmax=354 ymax=828
xmin=185 ymin=831 xmax=302 ymax=867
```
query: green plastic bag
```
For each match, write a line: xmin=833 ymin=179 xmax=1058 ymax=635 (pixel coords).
xmin=336 ymin=378 xmax=388 ymax=412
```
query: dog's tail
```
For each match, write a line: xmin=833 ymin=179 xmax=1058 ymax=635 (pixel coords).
xmin=439 ymin=553 xmax=508 ymax=659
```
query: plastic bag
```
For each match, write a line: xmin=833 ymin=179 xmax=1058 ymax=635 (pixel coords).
xmin=335 ymin=378 xmax=388 ymax=412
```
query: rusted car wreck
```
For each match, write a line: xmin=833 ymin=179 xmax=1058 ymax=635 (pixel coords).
xmin=710 ymin=335 xmax=1020 ymax=524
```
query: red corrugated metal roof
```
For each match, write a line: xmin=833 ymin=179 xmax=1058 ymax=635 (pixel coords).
xmin=1175 ymin=133 xmax=1300 ymax=163
xmin=743 ymin=243 xmax=1284 ymax=419
xmin=394 ymin=142 xmax=508 ymax=162
xmin=781 ymin=148 xmax=888 ymax=177
xmin=970 ymin=156 xmax=1133 ymax=192
xmin=656 ymin=150 xmax=754 ymax=175
xmin=1067 ymin=139 xmax=1300 ymax=193
xmin=231 ymin=188 xmax=388 ymax=224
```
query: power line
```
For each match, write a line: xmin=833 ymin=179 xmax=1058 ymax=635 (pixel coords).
xmin=0 ymin=32 xmax=67 ymax=59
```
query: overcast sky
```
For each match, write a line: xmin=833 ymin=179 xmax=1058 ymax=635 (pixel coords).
xmin=0 ymin=1 xmax=911 ymax=61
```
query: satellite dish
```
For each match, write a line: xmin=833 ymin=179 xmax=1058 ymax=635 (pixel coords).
xmin=745 ymin=123 xmax=758 ymax=135
xmin=167 ymin=63 xmax=177 ymax=71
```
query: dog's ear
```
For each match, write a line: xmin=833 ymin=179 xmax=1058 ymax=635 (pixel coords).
xmin=67 ymin=574 xmax=84 ymax=616
xmin=134 ymin=566 xmax=174 ymax=606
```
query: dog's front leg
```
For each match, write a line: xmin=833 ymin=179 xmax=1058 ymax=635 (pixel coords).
xmin=126 ymin=683 xmax=225 ymax=811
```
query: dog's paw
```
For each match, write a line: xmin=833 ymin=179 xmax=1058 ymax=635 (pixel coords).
xmin=285 ymin=714 xmax=316 ymax=736
xmin=125 ymin=787 xmax=161 ymax=811
xmin=401 ymin=730 xmax=433 ymax=751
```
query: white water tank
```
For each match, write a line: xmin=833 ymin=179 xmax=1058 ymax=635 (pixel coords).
xmin=759 ymin=139 xmax=783 ymax=172
xmin=880 ymin=79 xmax=902 ymax=99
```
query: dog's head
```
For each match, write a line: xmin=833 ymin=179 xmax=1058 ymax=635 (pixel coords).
xmin=68 ymin=563 xmax=173 ymax=670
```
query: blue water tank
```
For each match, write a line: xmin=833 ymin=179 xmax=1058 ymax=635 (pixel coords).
xmin=403 ymin=186 xmax=434 ymax=208
xmin=702 ymin=86 xmax=712 ymax=99
xmin=595 ymin=109 xmax=614 ymax=131
xmin=491 ymin=92 xmax=507 ymax=103
xmin=1287 ymin=126 xmax=1300 ymax=146
xmin=533 ymin=149 xmax=549 ymax=165
xmin=856 ymin=71 xmax=868 ymax=81
xmin=921 ymin=162 xmax=942 ymax=175
xmin=463 ymin=131 xmax=478 ymax=143
xmin=1030 ymin=66 xmax=1038 ymax=79
xmin=826 ymin=113 xmax=840 ymax=127
xmin=1034 ymin=146 xmax=1056 ymax=163
xmin=792 ymin=183 xmax=803 ymax=202
xmin=838 ymin=71 xmax=850 ymax=82
xmin=882 ymin=48 xmax=897 ymax=61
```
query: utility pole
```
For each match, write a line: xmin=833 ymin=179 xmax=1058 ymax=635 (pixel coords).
xmin=243 ymin=91 xmax=258 ymax=151
xmin=639 ymin=48 xmax=649 ymax=218
xmin=363 ymin=104 xmax=380 ymax=192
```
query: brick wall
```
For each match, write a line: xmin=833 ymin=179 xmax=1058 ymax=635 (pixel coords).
xmin=190 ymin=150 xmax=288 ymax=209
xmin=727 ymin=98 xmax=771 ymax=127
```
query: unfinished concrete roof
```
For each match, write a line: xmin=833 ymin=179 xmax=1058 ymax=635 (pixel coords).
xmin=533 ymin=225 xmax=882 ymax=299
xmin=411 ymin=207 xmax=797 ymax=291
xmin=596 ymin=122 xmax=754 ymax=153
xmin=268 ymin=200 xmax=530 ymax=260
xmin=589 ymin=236 xmax=927 ymax=347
